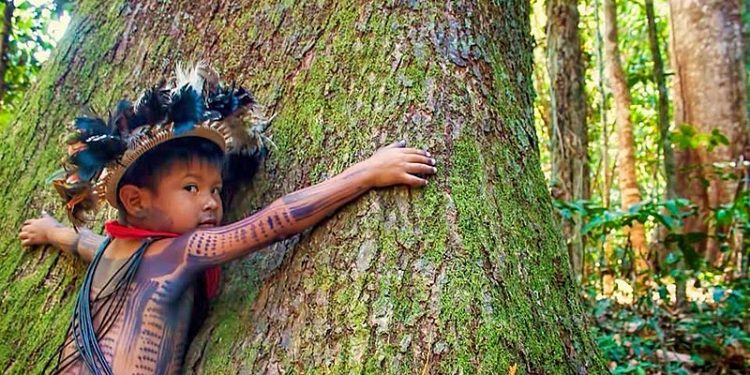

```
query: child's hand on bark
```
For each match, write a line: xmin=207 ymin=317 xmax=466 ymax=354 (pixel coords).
xmin=19 ymin=212 xmax=62 ymax=247
xmin=359 ymin=140 xmax=437 ymax=188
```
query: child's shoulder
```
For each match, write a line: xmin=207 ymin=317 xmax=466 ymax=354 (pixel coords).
xmin=105 ymin=237 xmax=197 ymax=283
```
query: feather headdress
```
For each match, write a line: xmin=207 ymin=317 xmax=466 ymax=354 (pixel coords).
xmin=55 ymin=63 xmax=272 ymax=226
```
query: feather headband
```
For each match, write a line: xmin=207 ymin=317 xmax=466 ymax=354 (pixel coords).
xmin=54 ymin=63 xmax=272 ymax=226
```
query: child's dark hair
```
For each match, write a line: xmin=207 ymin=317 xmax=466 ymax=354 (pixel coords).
xmin=116 ymin=136 xmax=225 ymax=211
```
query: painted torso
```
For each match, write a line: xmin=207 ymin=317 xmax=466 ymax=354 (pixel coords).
xmin=56 ymin=238 xmax=196 ymax=375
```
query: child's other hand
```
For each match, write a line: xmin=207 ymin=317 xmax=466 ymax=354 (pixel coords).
xmin=361 ymin=140 xmax=437 ymax=188
xmin=18 ymin=212 xmax=62 ymax=247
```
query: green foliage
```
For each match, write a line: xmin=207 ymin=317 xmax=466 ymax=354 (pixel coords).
xmin=555 ymin=198 xmax=694 ymax=236
xmin=534 ymin=0 xmax=750 ymax=368
xmin=670 ymin=125 xmax=730 ymax=152
xmin=0 ymin=0 xmax=68 ymax=115
xmin=589 ymin=279 xmax=750 ymax=374
xmin=555 ymin=194 xmax=750 ymax=373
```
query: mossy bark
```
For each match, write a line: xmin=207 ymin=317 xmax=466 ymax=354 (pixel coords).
xmin=546 ymin=0 xmax=589 ymax=279
xmin=0 ymin=1 xmax=606 ymax=374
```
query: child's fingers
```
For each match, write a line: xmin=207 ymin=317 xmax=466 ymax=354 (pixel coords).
xmin=400 ymin=147 xmax=430 ymax=156
xmin=19 ymin=234 xmax=31 ymax=246
xmin=385 ymin=140 xmax=407 ymax=149
xmin=402 ymin=174 xmax=428 ymax=187
xmin=403 ymin=154 xmax=435 ymax=165
xmin=405 ymin=163 xmax=437 ymax=175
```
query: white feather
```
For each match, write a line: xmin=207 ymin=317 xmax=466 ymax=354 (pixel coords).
xmin=174 ymin=61 xmax=207 ymax=94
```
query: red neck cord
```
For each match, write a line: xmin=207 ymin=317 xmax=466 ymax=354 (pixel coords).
xmin=104 ymin=221 xmax=179 ymax=239
xmin=104 ymin=220 xmax=221 ymax=299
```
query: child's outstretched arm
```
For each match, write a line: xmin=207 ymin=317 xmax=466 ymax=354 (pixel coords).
xmin=18 ymin=212 xmax=105 ymax=262
xmin=183 ymin=140 xmax=436 ymax=269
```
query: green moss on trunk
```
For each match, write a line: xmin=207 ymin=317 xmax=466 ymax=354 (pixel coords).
xmin=0 ymin=1 xmax=605 ymax=374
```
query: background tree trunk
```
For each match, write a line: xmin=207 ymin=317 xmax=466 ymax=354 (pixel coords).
xmin=594 ymin=0 xmax=612 ymax=211
xmin=646 ymin=0 xmax=675 ymax=202
xmin=745 ymin=0 xmax=750 ymax=119
xmin=645 ymin=0 xmax=687 ymax=305
xmin=0 ymin=0 xmax=14 ymax=108
xmin=603 ymin=0 xmax=649 ymax=276
xmin=0 ymin=1 xmax=606 ymax=373
xmin=669 ymin=0 xmax=749 ymax=265
xmin=546 ymin=0 xmax=589 ymax=278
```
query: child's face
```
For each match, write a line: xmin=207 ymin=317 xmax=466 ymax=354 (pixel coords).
xmin=143 ymin=159 xmax=224 ymax=234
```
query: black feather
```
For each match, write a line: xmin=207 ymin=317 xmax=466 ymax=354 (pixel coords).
xmin=69 ymin=115 xmax=126 ymax=181
xmin=168 ymin=85 xmax=205 ymax=135
xmin=110 ymin=100 xmax=134 ymax=137
xmin=207 ymin=85 xmax=255 ymax=118
xmin=72 ymin=135 xmax=126 ymax=181
xmin=73 ymin=116 xmax=110 ymax=139
xmin=131 ymin=84 xmax=169 ymax=128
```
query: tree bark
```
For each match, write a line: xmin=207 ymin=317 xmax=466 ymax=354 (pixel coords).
xmin=646 ymin=0 xmax=675 ymax=201
xmin=0 ymin=0 xmax=14 ymax=108
xmin=546 ymin=0 xmax=589 ymax=278
xmin=0 ymin=1 xmax=606 ymax=373
xmin=603 ymin=0 xmax=649 ymax=275
xmin=646 ymin=0 xmax=687 ymax=305
xmin=746 ymin=0 xmax=750 ymax=119
xmin=594 ymin=0 xmax=611 ymax=211
xmin=669 ymin=0 xmax=749 ymax=265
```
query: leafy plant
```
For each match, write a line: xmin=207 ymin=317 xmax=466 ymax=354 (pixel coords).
xmin=556 ymin=194 xmax=750 ymax=372
xmin=670 ymin=125 xmax=730 ymax=152
xmin=0 ymin=0 xmax=69 ymax=116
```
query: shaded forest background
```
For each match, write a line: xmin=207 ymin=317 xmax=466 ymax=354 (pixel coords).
xmin=536 ymin=0 xmax=750 ymax=373
xmin=0 ymin=0 xmax=748 ymax=373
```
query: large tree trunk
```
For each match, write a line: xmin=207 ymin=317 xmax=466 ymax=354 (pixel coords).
xmin=0 ymin=1 xmax=606 ymax=373
xmin=669 ymin=0 xmax=749 ymax=265
xmin=546 ymin=0 xmax=589 ymax=278
xmin=603 ymin=0 xmax=649 ymax=276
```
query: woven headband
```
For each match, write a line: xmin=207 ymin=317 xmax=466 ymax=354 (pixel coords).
xmin=54 ymin=63 xmax=271 ymax=226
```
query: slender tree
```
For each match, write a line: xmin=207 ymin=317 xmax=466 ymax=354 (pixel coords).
xmin=669 ymin=0 xmax=749 ymax=264
xmin=745 ymin=0 xmax=750 ymax=119
xmin=603 ymin=0 xmax=649 ymax=275
xmin=592 ymin=0 xmax=613 ymax=217
xmin=0 ymin=0 xmax=606 ymax=373
xmin=546 ymin=0 xmax=589 ymax=277
xmin=645 ymin=0 xmax=687 ymax=305
xmin=646 ymin=0 xmax=674 ymax=201
xmin=0 ymin=0 xmax=14 ymax=108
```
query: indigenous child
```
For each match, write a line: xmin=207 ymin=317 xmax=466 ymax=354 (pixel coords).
xmin=18 ymin=64 xmax=437 ymax=374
